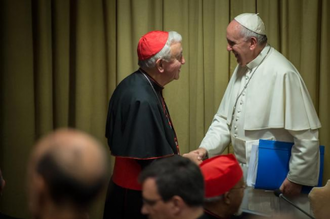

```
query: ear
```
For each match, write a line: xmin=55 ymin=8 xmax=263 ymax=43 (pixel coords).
xmin=249 ymin=37 xmax=258 ymax=50
xmin=171 ymin=195 xmax=185 ymax=215
xmin=156 ymin=59 xmax=165 ymax=73
xmin=224 ymin=191 xmax=231 ymax=205
xmin=35 ymin=176 xmax=49 ymax=207
xmin=29 ymin=175 xmax=47 ymax=215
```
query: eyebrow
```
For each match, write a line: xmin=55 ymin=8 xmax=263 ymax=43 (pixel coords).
xmin=142 ymin=197 xmax=162 ymax=205
xmin=227 ymin=39 xmax=236 ymax=44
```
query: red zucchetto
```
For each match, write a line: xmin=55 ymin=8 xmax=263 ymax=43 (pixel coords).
xmin=200 ymin=154 xmax=243 ymax=198
xmin=137 ymin=31 xmax=169 ymax=61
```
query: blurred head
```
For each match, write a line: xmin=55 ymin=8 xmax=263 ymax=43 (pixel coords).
xmin=200 ymin=154 xmax=245 ymax=218
xmin=27 ymin=128 xmax=108 ymax=218
xmin=226 ymin=13 xmax=267 ymax=66
xmin=139 ymin=155 xmax=204 ymax=219
xmin=138 ymin=31 xmax=185 ymax=84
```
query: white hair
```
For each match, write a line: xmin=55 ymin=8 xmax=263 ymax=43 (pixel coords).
xmin=239 ymin=25 xmax=268 ymax=45
xmin=138 ymin=31 xmax=182 ymax=69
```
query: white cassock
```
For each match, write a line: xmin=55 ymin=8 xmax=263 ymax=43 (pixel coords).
xmin=200 ymin=45 xmax=321 ymax=186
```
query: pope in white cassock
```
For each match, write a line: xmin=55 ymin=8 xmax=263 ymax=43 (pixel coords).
xmin=186 ymin=13 xmax=321 ymax=197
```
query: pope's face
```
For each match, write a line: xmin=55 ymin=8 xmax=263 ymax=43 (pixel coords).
xmin=226 ymin=20 xmax=254 ymax=67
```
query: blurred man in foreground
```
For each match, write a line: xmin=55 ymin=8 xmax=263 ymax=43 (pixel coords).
xmin=27 ymin=128 xmax=108 ymax=219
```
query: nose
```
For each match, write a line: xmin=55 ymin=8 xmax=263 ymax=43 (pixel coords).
xmin=181 ymin=56 xmax=186 ymax=65
xmin=227 ymin=44 xmax=232 ymax=51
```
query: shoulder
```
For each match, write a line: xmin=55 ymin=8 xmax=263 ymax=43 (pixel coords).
xmin=255 ymin=48 xmax=302 ymax=81
xmin=112 ymin=72 xmax=156 ymax=102
xmin=115 ymin=71 xmax=145 ymax=92
xmin=264 ymin=48 xmax=298 ymax=73
xmin=109 ymin=72 xmax=160 ymax=113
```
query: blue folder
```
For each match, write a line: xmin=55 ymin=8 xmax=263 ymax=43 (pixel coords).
xmin=255 ymin=139 xmax=324 ymax=192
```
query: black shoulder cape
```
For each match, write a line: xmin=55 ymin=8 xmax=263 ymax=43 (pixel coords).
xmin=105 ymin=70 xmax=178 ymax=159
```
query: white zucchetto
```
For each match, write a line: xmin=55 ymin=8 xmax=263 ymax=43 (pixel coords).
xmin=234 ymin=13 xmax=266 ymax=35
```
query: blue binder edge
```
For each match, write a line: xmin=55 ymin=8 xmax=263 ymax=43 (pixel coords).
xmin=254 ymin=139 xmax=324 ymax=193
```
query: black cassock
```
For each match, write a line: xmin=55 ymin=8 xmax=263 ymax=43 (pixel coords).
xmin=103 ymin=70 xmax=179 ymax=219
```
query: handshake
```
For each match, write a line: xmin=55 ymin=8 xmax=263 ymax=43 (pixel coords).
xmin=183 ymin=148 xmax=208 ymax=165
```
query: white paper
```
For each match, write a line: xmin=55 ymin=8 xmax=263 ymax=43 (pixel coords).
xmin=246 ymin=142 xmax=260 ymax=187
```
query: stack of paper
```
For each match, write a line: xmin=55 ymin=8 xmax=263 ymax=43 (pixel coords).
xmin=246 ymin=144 xmax=259 ymax=187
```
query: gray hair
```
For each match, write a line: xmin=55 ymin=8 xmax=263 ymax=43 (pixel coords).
xmin=239 ymin=25 xmax=268 ymax=45
xmin=138 ymin=31 xmax=182 ymax=69
xmin=204 ymin=194 xmax=224 ymax=203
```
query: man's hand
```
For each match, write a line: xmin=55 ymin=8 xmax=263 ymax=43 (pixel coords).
xmin=182 ymin=148 xmax=208 ymax=165
xmin=280 ymin=178 xmax=302 ymax=197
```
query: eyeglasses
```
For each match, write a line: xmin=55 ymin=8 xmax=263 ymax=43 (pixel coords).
xmin=159 ymin=53 xmax=184 ymax=64
xmin=231 ymin=183 xmax=247 ymax=190
xmin=142 ymin=197 xmax=163 ymax=206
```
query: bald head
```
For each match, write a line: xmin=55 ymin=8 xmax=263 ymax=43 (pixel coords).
xmin=28 ymin=129 xmax=108 ymax=213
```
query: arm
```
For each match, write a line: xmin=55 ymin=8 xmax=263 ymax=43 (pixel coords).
xmin=199 ymin=113 xmax=231 ymax=158
xmin=280 ymin=129 xmax=320 ymax=196
xmin=185 ymin=112 xmax=231 ymax=163
xmin=186 ymin=71 xmax=238 ymax=162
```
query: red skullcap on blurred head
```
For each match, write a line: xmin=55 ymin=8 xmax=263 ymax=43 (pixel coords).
xmin=137 ymin=31 xmax=169 ymax=61
xmin=200 ymin=154 xmax=243 ymax=198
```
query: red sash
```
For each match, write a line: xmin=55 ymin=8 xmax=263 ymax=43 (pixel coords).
xmin=112 ymin=157 xmax=142 ymax=190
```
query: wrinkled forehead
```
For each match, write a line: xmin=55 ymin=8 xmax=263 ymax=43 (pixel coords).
xmin=227 ymin=20 xmax=242 ymax=37
xmin=170 ymin=42 xmax=183 ymax=56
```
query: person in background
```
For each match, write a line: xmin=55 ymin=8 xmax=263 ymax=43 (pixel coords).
xmin=186 ymin=13 xmax=321 ymax=197
xmin=27 ymin=128 xmax=108 ymax=219
xmin=0 ymin=169 xmax=5 ymax=195
xmin=139 ymin=155 xmax=208 ymax=219
xmin=0 ymin=169 xmax=21 ymax=219
xmin=104 ymin=30 xmax=185 ymax=219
